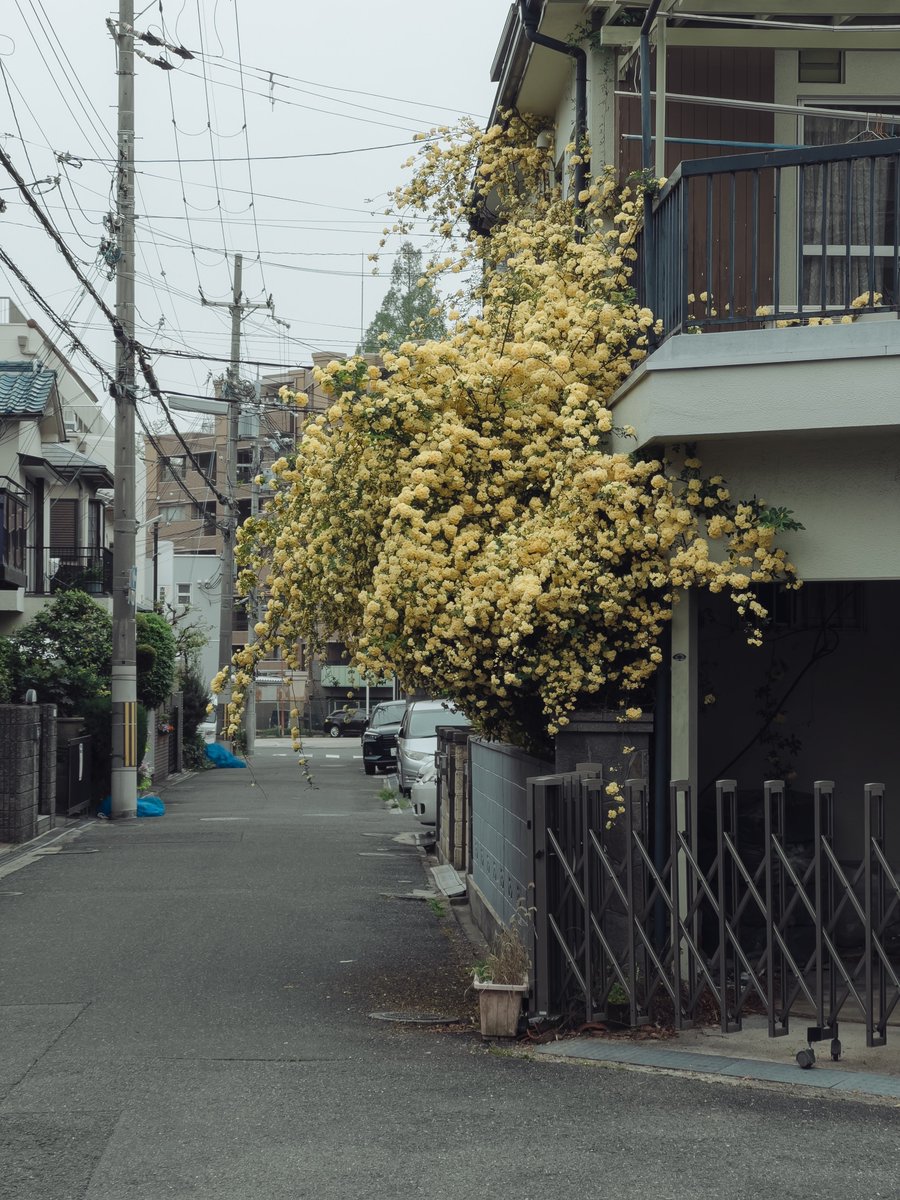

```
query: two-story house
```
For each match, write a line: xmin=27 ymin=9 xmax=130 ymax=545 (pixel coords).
xmin=0 ymin=300 xmax=115 ymax=635
xmin=489 ymin=2 xmax=900 ymax=868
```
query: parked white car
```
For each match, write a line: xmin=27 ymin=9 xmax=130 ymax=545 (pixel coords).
xmin=411 ymin=763 xmax=438 ymax=827
xmin=396 ymin=699 xmax=470 ymax=795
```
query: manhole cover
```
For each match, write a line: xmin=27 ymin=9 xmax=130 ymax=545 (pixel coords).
xmin=368 ymin=1011 xmax=466 ymax=1026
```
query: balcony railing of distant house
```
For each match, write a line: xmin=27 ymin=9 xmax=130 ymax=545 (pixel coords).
xmin=29 ymin=546 xmax=114 ymax=597
xmin=638 ymin=137 xmax=900 ymax=343
xmin=0 ymin=479 xmax=28 ymax=590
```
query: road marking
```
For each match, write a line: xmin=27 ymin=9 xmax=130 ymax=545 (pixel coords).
xmin=200 ymin=817 xmax=250 ymax=822
xmin=325 ymin=754 xmax=340 ymax=759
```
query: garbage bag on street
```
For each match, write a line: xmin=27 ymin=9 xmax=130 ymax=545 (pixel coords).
xmin=205 ymin=742 xmax=247 ymax=768
xmin=98 ymin=794 xmax=165 ymax=817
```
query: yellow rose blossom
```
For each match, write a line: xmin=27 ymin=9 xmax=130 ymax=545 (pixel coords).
xmin=212 ymin=115 xmax=799 ymax=755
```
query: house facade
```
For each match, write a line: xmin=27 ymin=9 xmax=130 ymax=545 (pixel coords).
xmin=0 ymin=300 xmax=115 ymax=637
xmin=488 ymin=4 xmax=900 ymax=861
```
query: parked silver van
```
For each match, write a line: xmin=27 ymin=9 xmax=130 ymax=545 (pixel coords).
xmin=396 ymin=699 xmax=470 ymax=795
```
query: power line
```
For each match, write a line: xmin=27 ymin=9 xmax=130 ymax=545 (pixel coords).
xmin=78 ymin=135 xmax=441 ymax=164
xmin=200 ymin=55 xmax=486 ymax=123
xmin=0 ymin=149 xmax=231 ymax=506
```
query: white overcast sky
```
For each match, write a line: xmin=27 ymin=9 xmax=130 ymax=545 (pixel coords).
xmin=0 ymin=0 xmax=509 ymax=415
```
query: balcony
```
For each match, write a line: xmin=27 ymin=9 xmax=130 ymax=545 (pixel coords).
xmin=30 ymin=547 xmax=114 ymax=597
xmin=642 ymin=137 xmax=900 ymax=336
xmin=615 ymin=137 xmax=900 ymax=448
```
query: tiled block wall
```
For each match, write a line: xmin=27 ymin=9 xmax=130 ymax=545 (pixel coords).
xmin=0 ymin=705 xmax=43 ymax=843
xmin=470 ymin=739 xmax=553 ymax=928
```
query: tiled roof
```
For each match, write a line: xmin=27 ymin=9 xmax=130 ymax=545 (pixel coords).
xmin=0 ymin=361 xmax=56 ymax=416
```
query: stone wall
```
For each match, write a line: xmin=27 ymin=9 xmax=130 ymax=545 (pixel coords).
xmin=0 ymin=704 xmax=55 ymax=843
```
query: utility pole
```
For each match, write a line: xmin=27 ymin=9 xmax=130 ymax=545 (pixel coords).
xmin=110 ymin=0 xmax=137 ymax=819
xmin=202 ymin=254 xmax=271 ymax=741
xmin=244 ymin=404 xmax=262 ymax=756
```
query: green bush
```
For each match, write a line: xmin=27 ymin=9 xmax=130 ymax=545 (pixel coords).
xmin=0 ymin=637 xmax=15 ymax=703
xmin=178 ymin=660 xmax=210 ymax=740
xmin=10 ymin=590 xmax=112 ymax=712
xmin=136 ymin=612 xmax=176 ymax=711
xmin=182 ymin=731 xmax=212 ymax=771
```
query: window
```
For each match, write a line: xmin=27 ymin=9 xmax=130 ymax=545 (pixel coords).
xmin=197 ymin=501 xmax=217 ymax=535
xmin=799 ymin=50 xmax=843 ymax=85
xmin=161 ymin=455 xmax=186 ymax=481
xmin=161 ymin=504 xmax=188 ymax=525
xmin=407 ymin=704 xmax=468 ymax=739
xmin=176 ymin=582 xmax=192 ymax=607
xmin=371 ymin=701 xmax=407 ymax=728
xmin=802 ymin=106 xmax=900 ymax=308
xmin=237 ymin=448 xmax=254 ymax=484
xmin=193 ymin=451 xmax=216 ymax=481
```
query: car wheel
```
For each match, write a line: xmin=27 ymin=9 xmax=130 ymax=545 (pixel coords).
xmin=364 ymin=761 xmax=376 ymax=775
xmin=328 ymin=725 xmax=341 ymax=738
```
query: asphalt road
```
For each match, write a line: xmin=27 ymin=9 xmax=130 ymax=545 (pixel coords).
xmin=1 ymin=742 xmax=898 ymax=1199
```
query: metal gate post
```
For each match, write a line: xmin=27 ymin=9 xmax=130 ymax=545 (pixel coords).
xmin=812 ymin=781 xmax=828 ymax=1035
xmin=624 ymin=778 xmax=638 ymax=1028
xmin=715 ymin=780 xmax=739 ymax=1032
xmin=669 ymin=780 xmax=684 ymax=1026
xmin=531 ymin=779 xmax=550 ymax=1016
xmin=864 ymin=782 xmax=887 ymax=1047
xmin=581 ymin=774 xmax=594 ymax=1021
xmin=764 ymin=780 xmax=787 ymax=1037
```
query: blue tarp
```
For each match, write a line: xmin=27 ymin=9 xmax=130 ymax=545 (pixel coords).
xmin=98 ymin=794 xmax=165 ymax=817
xmin=205 ymin=742 xmax=247 ymax=768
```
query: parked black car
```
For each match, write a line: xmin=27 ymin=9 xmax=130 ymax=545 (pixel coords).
xmin=323 ymin=707 xmax=368 ymax=738
xmin=361 ymin=699 xmax=407 ymax=774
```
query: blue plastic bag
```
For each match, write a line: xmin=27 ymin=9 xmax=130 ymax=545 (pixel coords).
xmin=98 ymin=794 xmax=165 ymax=817
xmin=205 ymin=742 xmax=247 ymax=768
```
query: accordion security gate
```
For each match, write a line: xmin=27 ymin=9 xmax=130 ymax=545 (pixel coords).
xmin=531 ymin=772 xmax=900 ymax=1053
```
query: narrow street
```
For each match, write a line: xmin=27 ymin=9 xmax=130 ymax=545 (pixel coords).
xmin=1 ymin=744 xmax=897 ymax=1199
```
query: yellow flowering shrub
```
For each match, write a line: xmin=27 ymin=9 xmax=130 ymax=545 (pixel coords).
xmin=216 ymin=117 xmax=799 ymax=753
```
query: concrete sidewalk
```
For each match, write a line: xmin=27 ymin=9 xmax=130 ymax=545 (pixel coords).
xmin=534 ymin=1016 xmax=900 ymax=1099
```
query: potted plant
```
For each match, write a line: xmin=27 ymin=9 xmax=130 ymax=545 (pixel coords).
xmin=472 ymin=906 xmax=531 ymax=1039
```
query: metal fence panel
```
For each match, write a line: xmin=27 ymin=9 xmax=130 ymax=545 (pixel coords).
xmin=470 ymin=739 xmax=552 ymax=928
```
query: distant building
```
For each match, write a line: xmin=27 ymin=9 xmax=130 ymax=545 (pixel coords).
xmin=0 ymin=298 xmax=116 ymax=637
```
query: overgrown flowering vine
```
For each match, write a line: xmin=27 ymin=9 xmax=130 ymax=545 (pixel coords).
xmin=214 ymin=115 xmax=800 ymax=756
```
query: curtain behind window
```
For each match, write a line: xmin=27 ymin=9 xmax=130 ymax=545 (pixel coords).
xmin=802 ymin=111 xmax=899 ymax=309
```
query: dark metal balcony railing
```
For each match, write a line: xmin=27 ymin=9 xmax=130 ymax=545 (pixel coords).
xmin=639 ymin=137 xmax=900 ymax=342
xmin=29 ymin=546 xmax=114 ymax=597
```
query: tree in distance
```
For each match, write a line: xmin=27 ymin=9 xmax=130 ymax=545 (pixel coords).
xmin=359 ymin=242 xmax=446 ymax=353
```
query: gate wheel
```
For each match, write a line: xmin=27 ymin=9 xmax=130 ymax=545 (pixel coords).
xmin=795 ymin=1047 xmax=816 ymax=1070
xmin=831 ymin=1038 xmax=842 ymax=1062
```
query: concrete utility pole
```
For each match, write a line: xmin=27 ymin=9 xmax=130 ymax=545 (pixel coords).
xmin=110 ymin=0 xmax=138 ymax=818
xmin=244 ymin=412 xmax=262 ymax=756
xmin=202 ymin=254 xmax=271 ymax=741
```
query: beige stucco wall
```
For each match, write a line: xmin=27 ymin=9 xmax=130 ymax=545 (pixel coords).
xmin=695 ymin=431 xmax=900 ymax=583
